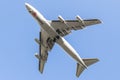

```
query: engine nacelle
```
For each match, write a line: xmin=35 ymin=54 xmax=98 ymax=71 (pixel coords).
xmin=35 ymin=38 xmax=41 ymax=45
xmin=35 ymin=53 xmax=40 ymax=60
xmin=76 ymin=15 xmax=83 ymax=22
xmin=58 ymin=15 xmax=65 ymax=23
xmin=76 ymin=16 xmax=84 ymax=25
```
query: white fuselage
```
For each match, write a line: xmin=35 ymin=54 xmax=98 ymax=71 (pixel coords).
xmin=25 ymin=3 xmax=87 ymax=68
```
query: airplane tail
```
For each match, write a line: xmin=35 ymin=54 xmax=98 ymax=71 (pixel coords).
xmin=76 ymin=58 xmax=99 ymax=77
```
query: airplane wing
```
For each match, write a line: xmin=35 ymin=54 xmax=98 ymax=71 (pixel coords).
xmin=35 ymin=29 xmax=55 ymax=73
xmin=49 ymin=19 xmax=101 ymax=37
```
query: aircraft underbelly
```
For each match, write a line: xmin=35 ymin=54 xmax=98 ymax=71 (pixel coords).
xmin=41 ymin=23 xmax=57 ymax=37
xmin=57 ymin=37 xmax=82 ymax=63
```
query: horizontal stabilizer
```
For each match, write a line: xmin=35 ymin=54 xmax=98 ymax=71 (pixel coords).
xmin=83 ymin=58 xmax=99 ymax=66
xmin=76 ymin=58 xmax=99 ymax=77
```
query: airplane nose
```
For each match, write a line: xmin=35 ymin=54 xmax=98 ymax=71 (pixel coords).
xmin=25 ymin=3 xmax=33 ymax=13
xmin=25 ymin=3 xmax=30 ymax=11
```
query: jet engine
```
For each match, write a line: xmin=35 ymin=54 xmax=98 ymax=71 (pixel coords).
xmin=76 ymin=15 xmax=85 ymax=26
xmin=58 ymin=15 xmax=65 ymax=23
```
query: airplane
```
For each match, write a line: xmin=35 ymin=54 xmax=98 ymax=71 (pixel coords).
xmin=25 ymin=3 xmax=101 ymax=77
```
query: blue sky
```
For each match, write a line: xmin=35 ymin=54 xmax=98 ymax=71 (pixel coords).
xmin=0 ymin=0 xmax=120 ymax=80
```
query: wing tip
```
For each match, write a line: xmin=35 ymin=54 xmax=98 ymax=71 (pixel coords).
xmin=97 ymin=19 xmax=102 ymax=24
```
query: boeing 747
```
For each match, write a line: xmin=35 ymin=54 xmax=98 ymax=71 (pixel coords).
xmin=25 ymin=3 xmax=101 ymax=77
